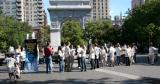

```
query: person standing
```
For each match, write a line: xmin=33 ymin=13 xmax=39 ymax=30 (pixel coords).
xmin=109 ymin=44 xmax=116 ymax=67
xmin=15 ymin=45 xmax=21 ymax=63
xmin=20 ymin=47 xmax=26 ymax=71
xmin=58 ymin=46 xmax=65 ymax=72
xmin=90 ymin=45 xmax=95 ymax=70
xmin=99 ymin=46 xmax=106 ymax=67
xmin=126 ymin=45 xmax=132 ymax=66
xmin=132 ymin=43 xmax=138 ymax=63
xmin=70 ymin=45 xmax=75 ymax=72
xmin=77 ymin=45 xmax=82 ymax=69
xmin=44 ymin=42 xmax=53 ymax=73
xmin=80 ymin=45 xmax=87 ymax=72
xmin=94 ymin=44 xmax=100 ymax=68
xmin=149 ymin=43 xmax=157 ymax=65
xmin=115 ymin=43 xmax=121 ymax=65
xmin=64 ymin=42 xmax=71 ymax=72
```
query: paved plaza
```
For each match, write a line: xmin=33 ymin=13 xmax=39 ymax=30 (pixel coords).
xmin=0 ymin=55 xmax=160 ymax=84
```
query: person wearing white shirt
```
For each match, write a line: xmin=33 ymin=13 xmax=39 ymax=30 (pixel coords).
xmin=149 ymin=43 xmax=157 ymax=64
xmin=58 ymin=46 xmax=65 ymax=72
xmin=15 ymin=45 xmax=21 ymax=63
xmin=90 ymin=45 xmax=96 ymax=70
xmin=77 ymin=45 xmax=82 ymax=69
xmin=115 ymin=43 xmax=121 ymax=65
xmin=80 ymin=45 xmax=87 ymax=72
xmin=126 ymin=45 xmax=132 ymax=66
xmin=94 ymin=44 xmax=100 ymax=68
xmin=100 ymin=46 xmax=106 ymax=67
xmin=64 ymin=42 xmax=71 ymax=72
xmin=69 ymin=45 xmax=75 ymax=71
xmin=109 ymin=44 xmax=116 ymax=67
xmin=20 ymin=47 xmax=26 ymax=71
xmin=3 ymin=55 xmax=16 ymax=80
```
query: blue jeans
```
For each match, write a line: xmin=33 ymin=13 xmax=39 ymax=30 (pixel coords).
xmin=45 ymin=56 xmax=53 ymax=73
xmin=59 ymin=58 xmax=64 ymax=72
xmin=117 ymin=56 xmax=121 ymax=65
xmin=80 ymin=57 xmax=86 ymax=71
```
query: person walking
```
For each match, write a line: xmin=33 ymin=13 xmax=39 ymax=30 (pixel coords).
xmin=70 ymin=45 xmax=75 ymax=72
xmin=44 ymin=42 xmax=53 ymax=73
xmin=58 ymin=46 xmax=65 ymax=72
xmin=132 ymin=43 xmax=138 ymax=63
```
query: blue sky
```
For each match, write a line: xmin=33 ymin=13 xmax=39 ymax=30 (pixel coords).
xmin=43 ymin=0 xmax=131 ymax=25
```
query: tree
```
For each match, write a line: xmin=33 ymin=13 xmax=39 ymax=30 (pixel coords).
xmin=85 ymin=20 xmax=113 ymax=44
xmin=0 ymin=14 xmax=32 ymax=52
xmin=122 ymin=0 xmax=160 ymax=47
xmin=62 ymin=19 xmax=85 ymax=45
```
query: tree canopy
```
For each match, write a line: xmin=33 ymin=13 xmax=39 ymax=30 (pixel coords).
xmin=0 ymin=13 xmax=32 ymax=52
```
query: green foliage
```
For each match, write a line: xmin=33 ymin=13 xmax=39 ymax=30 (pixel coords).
xmin=37 ymin=26 xmax=50 ymax=46
xmin=62 ymin=19 xmax=85 ymax=45
xmin=122 ymin=0 xmax=160 ymax=46
xmin=0 ymin=14 xmax=32 ymax=52
xmin=85 ymin=20 xmax=113 ymax=44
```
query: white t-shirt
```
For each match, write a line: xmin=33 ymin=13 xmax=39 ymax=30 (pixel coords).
xmin=126 ymin=47 xmax=132 ymax=57
xmin=20 ymin=51 xmax=26 ymax=61
xmin=115 ymin=47 xmax=121 ymax=57
xmin=94 ymin=47 xmax=100 ymax=59
xmin=64 ymin=46 xmax=70 ymax=57
xmin=77 ymin=47 xmax=82 ymax=57
xmin=58 ymin=50 xmax=65 ymax=60
xmin=3 ymin=57 xmax=16 ymax=68
xmin=109 ymin=46 xmax=116 ymax=58
xmin=90 ymin=48 xmax=95 ymax=59
xmin=149 ymin=46 xmax=157 ymax=55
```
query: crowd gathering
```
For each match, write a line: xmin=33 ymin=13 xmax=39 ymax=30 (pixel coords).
xmin=2 ymin=41 xmax=158 ymax=79
xmin=43 ymin=42 xmax=158 ymax=73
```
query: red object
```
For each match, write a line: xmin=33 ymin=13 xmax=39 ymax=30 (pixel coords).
xmin=44 ymin=47 xmax=52 ymax=56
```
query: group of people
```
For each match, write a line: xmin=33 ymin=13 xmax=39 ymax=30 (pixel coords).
xmin=3 ymin=45 xmax=26 ymax=79
xmin=43 ymin=41 xmax=159 ymax=73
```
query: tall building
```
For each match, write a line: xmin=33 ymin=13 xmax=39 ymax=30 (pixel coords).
xmin=0 ymin=0 xmax=17 ymax=18
xmin=91 ymin=0 xmax=110 ymax=20
xmin=16 ymin=0 xmax=45 ymax=29
xmin=132 ymin=0 xmax=146 ymax=9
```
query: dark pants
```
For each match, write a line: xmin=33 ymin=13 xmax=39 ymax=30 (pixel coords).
xmin=59 ymin=57 xmax=64 ymax=72
xmin=78 ymin=57 xmax=81 ymax=67
xmin=121 ymin=55 xmax=125 ymax=64
xmin=65 ymin=56 xmax=73 ymax=72
xmin=95 ymin=59 xmax=99 ymax=68
xmin=45 ymin=56 xmax=53 ymax=73
xmin=91 ymin=59 xmax=95 ymax=70
xmin=116 ymin=56 xmax=120 ymax=65
xmin=133 ymin=53 xmax=137 ymax=63
xmin=80 ymin=57 xmax=86 ymax=71
xmin=125 ymin=57 xmax=130 ymax=66
xmin=20 ymin=61 xmax=25 ymax=70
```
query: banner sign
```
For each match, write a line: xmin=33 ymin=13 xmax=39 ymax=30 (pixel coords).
xmin=24 ymin=39 xmax=38 ymax=72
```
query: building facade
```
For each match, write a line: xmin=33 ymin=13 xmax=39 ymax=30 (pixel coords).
xmin=16 ymin=0 xmax=45 ymax=28
xmin=91 ymin=0 xmax=110 ymax=20
xmin=48 ymin=0 xmax=91 ymax=50
xmin=0 ymin=0 xmax=17 ymax=18
xmin=132 ymin=0 xmax=146 ymax=9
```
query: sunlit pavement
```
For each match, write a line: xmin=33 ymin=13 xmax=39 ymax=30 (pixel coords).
xmin=0 ymin=55 xmax=160 ymax=84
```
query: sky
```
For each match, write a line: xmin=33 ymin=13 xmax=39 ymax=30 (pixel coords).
xmin=43 ymin=0 xmax=131 ymax=25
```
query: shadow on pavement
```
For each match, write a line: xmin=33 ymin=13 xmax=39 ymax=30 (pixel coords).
xmin=1 ymin=77 xmax=160 ymax=84
xmin=121 ymin=77 xmax=160 ymax=84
